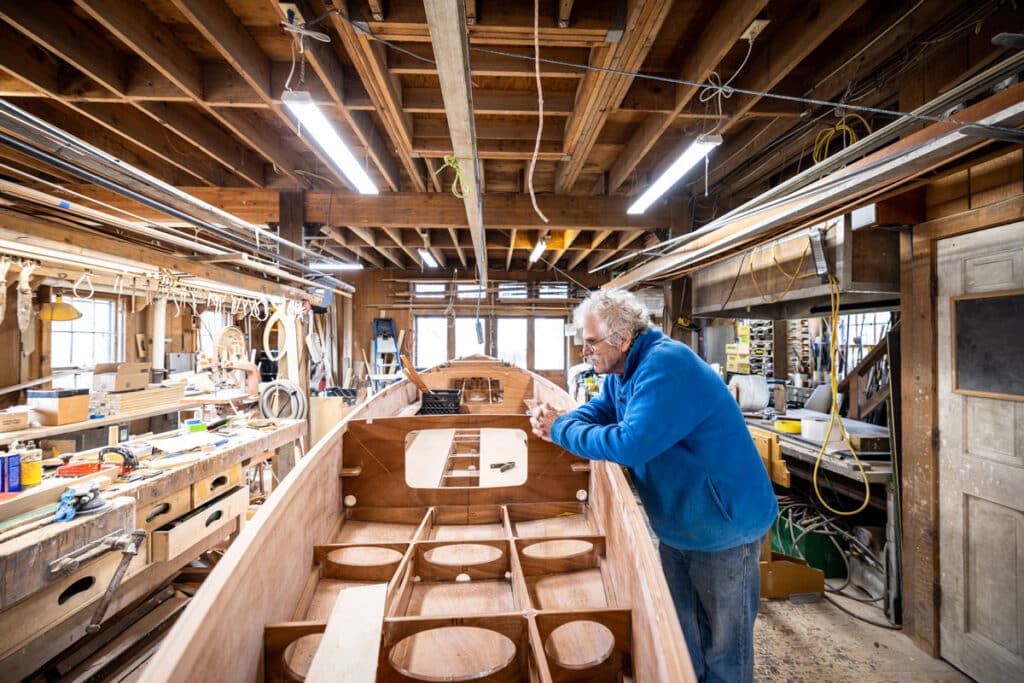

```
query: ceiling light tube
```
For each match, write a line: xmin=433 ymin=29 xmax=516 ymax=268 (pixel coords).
xmin=528 ymin=237 xmax=548 ymax=264
xmin=282 ymin=91 xmax=378 ymax=195
xmin=310 ymin=260 xmax=364 ymax=271
xmin=627 ymin=134 xmax=723 ymax=215
xmin=418 ymin=248 xmax=439 ymax=269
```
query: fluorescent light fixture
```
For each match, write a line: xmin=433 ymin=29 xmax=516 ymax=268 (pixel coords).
xmin=0 ymin=238 xmax=148 ymax=274
xmin=528 ymin=237 xmax=548 ymax=264
xmin=282 ymin=90 xmax=378 ymax=195
xmin=627 ymin=134 xmax=723 ymax=214
xmin=310 ymin=260 xmax=364 ymax=271
xmin=418 ymin=248 xmax=439 ymax=268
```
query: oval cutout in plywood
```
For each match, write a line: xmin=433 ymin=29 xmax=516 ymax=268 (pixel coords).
xmin=423 ymin=543 xmax=502 ymax=566
xmin=522 ymin=539 xmax=594 ymax=560
xmin=284 ymin=633 xmax=323 ymax=680
xmin=544 ymin=621 xmax=615 ymax=670
xmin=327 ymin=546 xmax=404 ymax=567
xmin=389 ymin=626 xmax=516 ymax=681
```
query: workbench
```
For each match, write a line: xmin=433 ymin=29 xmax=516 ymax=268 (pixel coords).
xmin=0 ymin=418 xmax=306 ymax=680
xmin=745 ymin=408 xmax=893 ymax=486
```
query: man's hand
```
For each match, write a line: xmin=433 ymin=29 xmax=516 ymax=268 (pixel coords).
xmin=530 ymin=402 xmax=564 ymax=442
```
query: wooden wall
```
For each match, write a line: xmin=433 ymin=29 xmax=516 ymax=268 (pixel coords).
xmin=899 ymin=146 xmax=1023 ymax=654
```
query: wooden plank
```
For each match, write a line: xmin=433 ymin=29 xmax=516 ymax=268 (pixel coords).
xmin=305 ymin=584 xmax=385 ymax=683
xmin=423 ymin=0 xmax=488 ymax=284
xmin=310 ymin=192 xmax=669 ymax=231
xmin=606 ymin=0 xmax=769 ymax=193
xmin=390 ymin=46 xmax=586 ymax=78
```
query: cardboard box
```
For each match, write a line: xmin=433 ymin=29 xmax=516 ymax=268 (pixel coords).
xmin=725 ymin=342 xmax=750 ymax=355
xmin=93 ymin=362 xmax=152 ymax=394
xmin=0 ymin=407 xmax=29 ymax=432
xmin=726 ymin=357 xmax=750 ymax=373
xmin=736 ymin=324 xmax=751 ymax=336
xmin=27 ymin=389 xmax=90 ymax=426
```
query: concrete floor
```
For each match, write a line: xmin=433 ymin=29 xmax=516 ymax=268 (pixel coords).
xmin=755 ymin=593 xmax=970 ymax=682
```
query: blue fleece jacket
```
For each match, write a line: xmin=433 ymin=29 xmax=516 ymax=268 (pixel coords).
xmin=551 ymin=327 xmax=778 ymax=552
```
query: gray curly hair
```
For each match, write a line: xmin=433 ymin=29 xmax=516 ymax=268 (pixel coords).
xmin=574 ymin=289 xmax=652 ymax=345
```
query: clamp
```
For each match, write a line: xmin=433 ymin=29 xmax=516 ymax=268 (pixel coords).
xmin=98 ymin=445 xmax=140 ymax=474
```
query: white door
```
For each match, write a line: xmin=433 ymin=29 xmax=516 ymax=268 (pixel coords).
xmin=936 ymin=220 xmax=1024 ymax=681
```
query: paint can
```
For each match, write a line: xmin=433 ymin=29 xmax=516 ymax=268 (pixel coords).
xmin=20 ymin=446 xmax=42 ymax=487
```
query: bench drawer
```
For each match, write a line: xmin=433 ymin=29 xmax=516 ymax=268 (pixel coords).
xmin=152 ymin=486 xmax=247 ymax=562
xmin=193 ymin=463 xmax=243 ymax=507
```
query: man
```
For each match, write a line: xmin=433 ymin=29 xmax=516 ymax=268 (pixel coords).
xmin=531 ymin=289 xmax=777 ymax=683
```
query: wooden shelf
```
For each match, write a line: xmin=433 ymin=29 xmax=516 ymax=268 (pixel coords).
xmin=0 ymin=403 xmax=185 ymax=448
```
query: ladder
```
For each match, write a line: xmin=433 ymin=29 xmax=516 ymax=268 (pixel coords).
xmin=371 ymin=318 xmax=403 ymax=392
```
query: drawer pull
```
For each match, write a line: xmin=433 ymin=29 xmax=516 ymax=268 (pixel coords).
xmin=205 ymin=510 xmax=224 ymax=527
xmin=210 ymin=475 xmax=228 ymax=490
xmin=146 ymin=502 xmax=171 ymax=523
xmin=58 ymin=576 xmax=95 ymax=605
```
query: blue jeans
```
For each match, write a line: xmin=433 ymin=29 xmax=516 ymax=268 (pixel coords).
xmin=658 ymin=539 xmax=761 ymax=683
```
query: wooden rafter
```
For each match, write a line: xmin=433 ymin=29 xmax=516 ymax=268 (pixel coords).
xmin=0 ymin=4 xmax=267 ymax=188
xmin=348 ymin=225 xmax=406 ymax=268
xmin=424 ymin=0 xmax=487 ymax=284
xmin=588 ymin=230 xmax=646 ymax=272
xmin=568 ymin=229 xmax=613 ymax=270
xmin=424 ymin=156 xmax=467 ymax=268
xmin=547 ymin=229 xmax=581 ymax=267
xmin=700 ymin=0 xmax=952 ymax=196
xmin=389 ymin=46 xmax=586 ymax=78
xmin=556 ymin=0 xmax=576 ymax=29
xmin=272 ymin=0 xmax=402 ymax=192
xmin=605 ymin=0 xmax=769 ymax=194
xmin=321 ymin=0 xmax=426 ymax=193
xmin=556 ymin=0 xmax=675 ymax=194
xmin=321 ymin=225 xmax=386 ymax=269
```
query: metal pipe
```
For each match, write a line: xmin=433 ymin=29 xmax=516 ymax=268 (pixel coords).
xmin=0 ymin=130 xmax=354 ymax=294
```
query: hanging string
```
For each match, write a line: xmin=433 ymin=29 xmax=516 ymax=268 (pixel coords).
xmin=434 ymin=155 xmax=470 ymax=199
xmin=527 ymin=0 xmax=549 ymax=224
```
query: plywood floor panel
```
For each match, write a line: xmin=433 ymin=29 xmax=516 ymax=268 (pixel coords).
xmin=527 ymin=568 xmax=609 ymax=610
xmin=404 ymin=580 xmax=515 ymax=616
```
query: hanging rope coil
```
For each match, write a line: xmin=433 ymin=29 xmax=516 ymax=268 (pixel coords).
xmin=434 ymin=155 xmax=470 ymax=199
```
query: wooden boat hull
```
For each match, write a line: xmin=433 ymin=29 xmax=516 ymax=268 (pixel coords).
xmin=142 ymin=360 xmax=694 ymax=682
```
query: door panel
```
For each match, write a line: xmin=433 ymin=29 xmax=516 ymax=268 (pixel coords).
xmin=937 ymin=221 xmax=1024 ymax=681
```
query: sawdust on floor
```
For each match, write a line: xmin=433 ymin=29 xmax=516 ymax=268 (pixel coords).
xmin=754 ymin=597 xmax=970 ymax=682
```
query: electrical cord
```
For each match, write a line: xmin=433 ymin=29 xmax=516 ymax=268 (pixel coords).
xmin=814 ymin=114 xmax=874 ymax=163
xmin=748 ymin=236 xmax=813 ymax=304
xmin=811 ymin=274 xmax=873 ymax=515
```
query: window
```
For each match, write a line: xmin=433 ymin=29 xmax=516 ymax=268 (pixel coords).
xmin=457 ymin=283 xmax=485 ymax=300
xmin=415 ymin=316 xmax=448 ymax=369
xmin=51 ymin=297 xmax=121 ymax=389
xmin=538 ymin=282 xmax=569 ymax=299
xmin=198 ymin=310 xmax=232 ymax=358
xmin=454 ymin=317 xmax=486 ymax=358
xmin=414 ymin=282 xmax=446 ymax=298
xmin=497 ymin=318 xmax=528 ymax=368
xmin=533 ymin=318 xmax=566 ymax=370
xmin=498 ymin=282 xmax=528 ymax=300
xmin=836 ymin=312 xmax=893 ymax=378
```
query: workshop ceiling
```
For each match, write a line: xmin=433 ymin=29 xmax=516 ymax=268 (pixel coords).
xmin=0 ymin=0 xmax=1017 ymax=278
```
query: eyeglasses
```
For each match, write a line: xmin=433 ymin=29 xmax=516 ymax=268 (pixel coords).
xmin=582 ymin=336 xmax=610 ymax=352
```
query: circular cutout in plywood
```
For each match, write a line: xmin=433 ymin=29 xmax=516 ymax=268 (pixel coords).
xmin=327 ymin=546 xmax=403 ymax=567
xmin=544 ymin=621 xmax=615 ymax=670
xmin=423 ymin=543 xmax=502 ymax=566
xmin=284 ymin=633 xmax=323 ymax=679
xmin=389 ymin=626 xmax=516 ymax=681
xmin=521 ymin=539 xmax=594 ymax=560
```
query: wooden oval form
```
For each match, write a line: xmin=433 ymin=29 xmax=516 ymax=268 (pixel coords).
xmin=326 ymin=546 xmax=403 ymax=567
xmin=389 ymin=626 xmax=516 ymax=681
xmin=544 ymin=621 xmax=615 ymax=670
xmin=423 ymin=543 xmax=502 ymax=566
xmin=284 ymin=633 xmax=323 ymax=679
xmin=521 ymin=539 xmax=594 ymax=560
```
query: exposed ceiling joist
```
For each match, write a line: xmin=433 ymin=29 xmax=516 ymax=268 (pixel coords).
xmin=424 ymin=0 xmax=487 ymax=285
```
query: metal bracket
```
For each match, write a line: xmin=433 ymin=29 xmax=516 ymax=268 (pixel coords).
xmin=808 ymin=228 xmax=831 ymax=283
xmin=86 ymin=529 xmax=147 ymax=634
